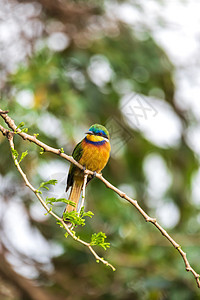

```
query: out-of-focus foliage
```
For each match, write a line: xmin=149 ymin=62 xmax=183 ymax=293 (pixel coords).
xmin=0 ymin=0 xmax=200 ymax=300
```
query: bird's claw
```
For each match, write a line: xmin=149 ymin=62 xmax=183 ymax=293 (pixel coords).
xmin=92 ymin=171 xmax=97 ymax=178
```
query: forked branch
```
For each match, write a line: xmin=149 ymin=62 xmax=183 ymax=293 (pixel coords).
xmin=0 ymin=109 xmax=199 ymax=287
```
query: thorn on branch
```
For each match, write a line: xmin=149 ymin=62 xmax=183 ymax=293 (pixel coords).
xmin=120 ymin=193 xmax=126 ymax=198
xmin=146 ymin=217 xmax=157 ymax=223
xmin=186 ymin=267 xmax=191 ymax=272
xmin=23 ymin=135 xmax=28 ymax=140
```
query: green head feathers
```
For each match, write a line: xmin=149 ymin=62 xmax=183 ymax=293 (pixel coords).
xmin=87 ymin=124 xmax=110 ymax=140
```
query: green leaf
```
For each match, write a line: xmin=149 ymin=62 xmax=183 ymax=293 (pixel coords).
xmin=63 ymin=211 xmax=85 ymax=227
xmin=39 ymin=179 xmax=58 ymax=190
xmin=62 ymin=206 xmax=94 ymax=227
xmin=45 ymin=197 xmax=75 ymax=206
xmin=56 ymin=220 xmax=64 ymax=228
xmin=60 ymin=148 xmax=64 ymax=153
xmin=79 ymin=207 xmax=94 ymax=219
xmin=11 ymin=147 xmax=19 ymax=160
xmin=82 ymin=211 xmax=94 ymax=218
xmin=15 ymin=122 xmax=28 ymax=133
xmin=16 ymin=122 xmax=25 ymax=130
xmin=45 ymin=197 xmax=57 ymax=205
xmin=35 ymin=189 xmax=42 ymax=194
xmin=19 ymin=150 xmax=28 ymax=163
xmin=90 ymin=232 xmax=110 ymax=250
xmin=70 ymin=230 xmax=76 ymax=237
xmin=21 ymin=127 xmax=28 ymax=133
xmin=66 ymin=200 xmax=76 ymax=207
xmin=40 ymin=147 xmax=44 ymax=155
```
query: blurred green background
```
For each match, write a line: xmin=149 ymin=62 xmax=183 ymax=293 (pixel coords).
xmin=0 ymin=0 xmax=200 ymax=299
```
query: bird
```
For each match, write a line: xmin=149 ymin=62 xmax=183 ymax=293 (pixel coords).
xmin=64 ymin=124 xmax=111 ymax=215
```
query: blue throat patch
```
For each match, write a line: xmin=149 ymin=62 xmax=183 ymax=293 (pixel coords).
xmin=85 ymin=136 xmax=106 ymax=146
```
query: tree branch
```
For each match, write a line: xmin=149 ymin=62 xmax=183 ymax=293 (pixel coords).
xmin=0 ymin=109 xmax=199 ymax=287
xmin=7 ymin=132 xmax=115 ymax=271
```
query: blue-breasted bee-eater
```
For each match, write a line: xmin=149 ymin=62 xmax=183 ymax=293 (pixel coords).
xmin=65 ymin=124 xmax=111 ymax=213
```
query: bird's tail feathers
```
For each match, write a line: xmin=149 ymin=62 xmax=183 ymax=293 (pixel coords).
xmin=65 ymin=178 xmax=83 ymax=213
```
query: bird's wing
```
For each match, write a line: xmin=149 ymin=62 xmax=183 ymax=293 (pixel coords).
xmin=66 ymin=140 xmax=84 ymax=191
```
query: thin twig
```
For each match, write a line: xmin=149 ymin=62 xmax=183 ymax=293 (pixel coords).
xmin=0 ymin=109 xmax=87 ymax=173
xmin=0 ymin=109 xmax=199 ymax=287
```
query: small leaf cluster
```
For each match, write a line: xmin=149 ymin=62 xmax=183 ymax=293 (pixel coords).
xmin=35 ymin=180 xmax=111 ymax=263
xmin=90 ymin=232 xmax=110 ymax=250
xmin=62 ymin=206 xmax=94 ymax=227
xmin=15 ymin=122 xmax=28 ymax=133
xmin=46 ymin=197 xmax=74 ymax=206
xmin=11 ymin=147 xmax=19 ymax=160
xmin=39 ymin=179 xmax=58 ymax=190
xmin=40 ymin=147 xmax=45 ymax=154
xmin=35 ymin=179 xmax=58 ymax=194
xmin=19 ymin=150 xmax=28 ymax=163
xmin=44 ymin=195 xmax=94 ymax=229
xmin=11 ymin=147 xmax=28 ymax=164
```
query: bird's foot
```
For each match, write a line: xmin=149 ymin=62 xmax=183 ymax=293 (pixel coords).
xmin=92 ymin=171 xmax=97 ymax=178
xmin=64 ymin=220 xmax=73 ymax=228
xmin=62 ymin=209 xmax=74 ymax=229
xmin=63 ymin=216 xmax=74 ymax=229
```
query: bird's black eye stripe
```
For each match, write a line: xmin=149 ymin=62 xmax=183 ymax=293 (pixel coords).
xmin=95 ymin=132 xmax=108 ymax=139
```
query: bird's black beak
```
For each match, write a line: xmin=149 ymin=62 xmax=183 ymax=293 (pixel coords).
xmin=85 ymin=131 xmax=93 ymax=135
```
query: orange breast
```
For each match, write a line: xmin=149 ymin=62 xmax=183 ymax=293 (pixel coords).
xmin=79 ymin=139 xmax=111 ymax=173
